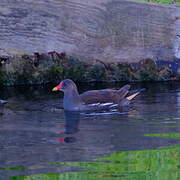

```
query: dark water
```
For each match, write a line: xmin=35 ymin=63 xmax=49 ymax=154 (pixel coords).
xmin=0 ymin=82 xmax=180 ymax=179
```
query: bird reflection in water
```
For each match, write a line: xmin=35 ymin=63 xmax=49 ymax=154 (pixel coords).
xmin=58 ymin=108 xmax=129 ymax=143
xmin=58 ymin=111 xmax=80 ymax=143
xmin=0 ymin=100 xmax=7 ymax=116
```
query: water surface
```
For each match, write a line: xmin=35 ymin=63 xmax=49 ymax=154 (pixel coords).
xmin=0 ymin=82 xmax=180 ymax=179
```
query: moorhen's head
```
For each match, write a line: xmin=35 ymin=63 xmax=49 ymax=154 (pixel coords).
xmin=52 ymin=79 xmax=77 ymax=93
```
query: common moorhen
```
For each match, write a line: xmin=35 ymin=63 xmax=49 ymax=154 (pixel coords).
xmin=52 ymin=79 xmax=145 ymax=111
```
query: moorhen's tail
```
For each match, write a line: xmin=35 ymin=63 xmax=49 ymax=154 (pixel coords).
xmin=126 ymin=88 xmax=146 ymax=101
xmin=118 ymin=88 xmax=145 ymax=106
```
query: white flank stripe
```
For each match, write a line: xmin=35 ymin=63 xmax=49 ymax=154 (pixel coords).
xmin=88 ymin=103 xmax=100 ymax=106
xmin=100 ymin=102 xmax=113 ymax=106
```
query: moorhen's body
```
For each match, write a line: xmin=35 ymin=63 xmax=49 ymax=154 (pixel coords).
xmin=52 ymin=79 xmax=144 ymax=111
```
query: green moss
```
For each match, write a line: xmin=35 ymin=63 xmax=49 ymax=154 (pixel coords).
xmin=157 ymin=67 xmax=172 ymax=81
xmin=111 ymin=63 xmax=135 ymax=81
xmin=85 ymin=63 xmax=107 ymax=81
xmin=0 ymin=71 xmax=8 ymax=85
xmin=0 ymin=71 xmax=15 ymax=86
xmin=44 ymin=65 xmax=64 ymax=82
xmin=136 ymin=59 xmax=158 ymax=81
xmin=145 ymin=133 xmax=180 ymax=138
xmin=0 ymin=54 xmax=179 ymax=86
xmin=64 ymin=60 xmax=87 ymax=81
xmin=14 ymin=72 xmax=33 ymax=85
xmin=138 ymin=69 xmax=158 ymax=81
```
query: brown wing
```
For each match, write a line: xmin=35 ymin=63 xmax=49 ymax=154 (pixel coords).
xmin=80 ymin=89 xmax=117 ymax=104
xmin=80 ymin=84 xmax=131 ymax=104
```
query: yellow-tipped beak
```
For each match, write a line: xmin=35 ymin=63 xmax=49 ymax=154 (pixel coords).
xmin=52 ymin=82 xmax=62 ymax=91
xmin=52 ymin=87 xmax=58 ymax=91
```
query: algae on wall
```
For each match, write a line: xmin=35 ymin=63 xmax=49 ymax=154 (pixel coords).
xmin=0 ymin=52 xmax=179 ymax=86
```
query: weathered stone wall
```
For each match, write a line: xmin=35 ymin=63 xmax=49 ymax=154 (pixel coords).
xmin=0 ymin=0 xmax=178 ymax=63
xmin=174 ymin=7 xmax=180 ymax=59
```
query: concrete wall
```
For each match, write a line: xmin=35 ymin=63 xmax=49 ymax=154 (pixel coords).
xmin=0 ymin=0 xmax=178 ymax=63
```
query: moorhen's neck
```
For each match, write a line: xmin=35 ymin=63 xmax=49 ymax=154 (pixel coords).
xmin=63 ymin=88 xmax=82 ymax=111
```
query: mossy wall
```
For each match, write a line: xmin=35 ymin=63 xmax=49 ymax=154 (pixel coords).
xmin=0 ymin=52 xmax=179 ymax=86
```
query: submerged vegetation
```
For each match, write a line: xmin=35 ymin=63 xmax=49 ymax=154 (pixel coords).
xmin=145 ymin=133 xmax=180 ymax=138
xmin=133 ymin=0 xmax=180 ymax=6
xmin=0 ymin=52 xmax=179 ymax=86
xmin=9 ymin=144 xmax=180 ymax=179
